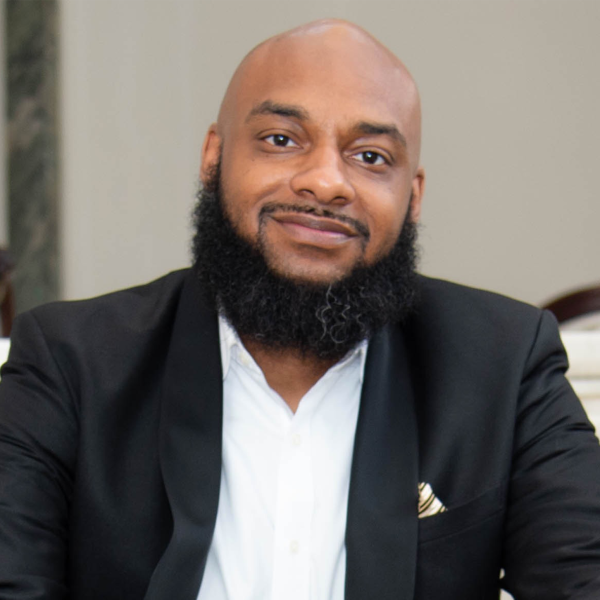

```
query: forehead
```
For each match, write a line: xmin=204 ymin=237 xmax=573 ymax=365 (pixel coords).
xmin=225 ymin=33 xmax=419 ymax=142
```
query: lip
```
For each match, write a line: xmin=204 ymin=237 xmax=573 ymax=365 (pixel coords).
xmin=269 ymin=213 xmax=359 ymax=237
xmin=267 ymin=212 xmax=361 ymax=249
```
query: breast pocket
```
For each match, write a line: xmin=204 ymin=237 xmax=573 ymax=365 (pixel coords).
xmin=415 ymin=484 xmax=508 ymax=600
xmin=418 ymin=483 xmax=507 ymax=544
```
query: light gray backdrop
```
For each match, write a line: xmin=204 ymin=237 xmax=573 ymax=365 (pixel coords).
xmin=57 ymin=0 xmax=600 ymax=305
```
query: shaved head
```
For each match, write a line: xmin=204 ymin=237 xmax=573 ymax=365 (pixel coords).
xmin=200 ymin=18 xmax=425 ymax=286
xmin=195 ymin=19 xmax=424 ymax=357
xmin=214 ymin=19 xmax=422 ymax=172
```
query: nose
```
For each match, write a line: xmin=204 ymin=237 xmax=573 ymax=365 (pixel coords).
xmin=289 ymin=145 xmax=355 ymax=205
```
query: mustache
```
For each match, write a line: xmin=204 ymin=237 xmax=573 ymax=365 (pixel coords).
xmin=259 ymin=203 xmax=370 ymax=241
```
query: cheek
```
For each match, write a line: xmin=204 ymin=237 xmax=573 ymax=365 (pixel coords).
xmin=219 ymin=159 xmax=257 ymax=223
xmin=365 ymin=196 xmax=409 ymax=259
xmin=219 ymin=161 xmax=288 ymax=239
xmin=223 ymin=162 xmax=291 ymax=217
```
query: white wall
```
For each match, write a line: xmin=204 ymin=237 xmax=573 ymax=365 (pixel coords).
xmin=59 ymin=0 xmax=600 ymax=305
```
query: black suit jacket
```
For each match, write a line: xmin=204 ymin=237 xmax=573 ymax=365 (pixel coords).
xmin=1 ymin=269 xmax=600 ymax=599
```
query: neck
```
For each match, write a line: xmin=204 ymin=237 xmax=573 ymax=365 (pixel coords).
xmin=241 ymin=337 xmax=341 ymax=413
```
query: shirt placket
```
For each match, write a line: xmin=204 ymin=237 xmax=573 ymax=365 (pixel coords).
xmin=271 ymin=412 xmax=313 ymax=600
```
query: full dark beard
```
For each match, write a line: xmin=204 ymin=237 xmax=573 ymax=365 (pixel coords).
xmin=192 ymin=164 xmax=420 ymax=361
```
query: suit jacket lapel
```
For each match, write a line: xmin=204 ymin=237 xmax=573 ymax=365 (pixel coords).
xmin=145 ymin=273 xmax=223 ymax=600
xmin=345 ymin=323 xmax=419 ymax=600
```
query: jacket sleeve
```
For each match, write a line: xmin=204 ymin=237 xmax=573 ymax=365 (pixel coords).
xmin=502 ymin=310 xmax=600 ymax=599
xmin=0 ymin=311 xmax=78 ymax=599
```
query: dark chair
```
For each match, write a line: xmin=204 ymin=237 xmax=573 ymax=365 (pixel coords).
xmin=543 ymin=284 xmax=600 ymax=329
xmin=0 ymin=248 xmax=15 ymax=337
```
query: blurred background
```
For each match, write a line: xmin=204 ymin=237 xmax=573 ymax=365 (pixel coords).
xmin=1 ymin=0 xmax=599 ymax=315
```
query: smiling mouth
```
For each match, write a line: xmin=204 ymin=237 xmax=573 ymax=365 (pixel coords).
xmin=263 ymin=211 xmax=367 ymax=251
xmin=271 ymin=213 xmax=360 ymax=237
xmin=260 ymin=203 xmax=370 ymax=241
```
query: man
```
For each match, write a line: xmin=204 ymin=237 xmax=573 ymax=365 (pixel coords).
xmin=1 ymin=19 xmax=600 ymax=600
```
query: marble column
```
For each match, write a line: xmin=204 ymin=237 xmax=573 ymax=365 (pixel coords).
xmin=5 ymin=0 xmax=60 ymax=314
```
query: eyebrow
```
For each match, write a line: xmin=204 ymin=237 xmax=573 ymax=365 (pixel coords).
xmin=353 ymin=121 xmax=407 ymax=149
xmin=246 ymin=101 xmax=408 ymax=149
xmin=246 ymin=100 xmax=309 ymax=122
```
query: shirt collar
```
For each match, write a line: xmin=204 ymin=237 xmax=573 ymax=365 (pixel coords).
xmin=218 ymin=314 xmax=369 ymax=383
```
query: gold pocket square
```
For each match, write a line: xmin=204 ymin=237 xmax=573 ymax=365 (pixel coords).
xmin=418 ymin=482 xmax=447 ymax=519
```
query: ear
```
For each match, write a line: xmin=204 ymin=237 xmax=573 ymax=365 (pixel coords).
xmin=200 ymin=123 xmax=221 ymax=185
xmin=408 ymin=166 xmax=425 ymax=223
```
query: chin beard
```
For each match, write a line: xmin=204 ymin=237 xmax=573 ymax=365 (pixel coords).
xmin=192 ymin=162 xmax=420 ymax=361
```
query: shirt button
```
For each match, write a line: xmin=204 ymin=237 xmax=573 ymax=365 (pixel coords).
xmin=292 ymin=434 xmax=302 ymax=446
xmin=290 ymin=540 xmax=299 ymax=553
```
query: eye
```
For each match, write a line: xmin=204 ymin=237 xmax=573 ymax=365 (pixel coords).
xmin=264 ymin=134 xmax=298 ymax=148
xmin=354 ymin=150 xmax=387 ymax=166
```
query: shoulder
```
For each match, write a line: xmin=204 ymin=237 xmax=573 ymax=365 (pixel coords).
xmin=416 ymin=275 xmax=541 ymax=319
xmin=409 ymin=275 xmax=558 ymax=366
xmin=8 ymin=269 xmax=194 ymax=375
xmin=415 ymin=274 xmax=545 ymax=328
xmin=23 ymin=269 xmax=191 ymax=337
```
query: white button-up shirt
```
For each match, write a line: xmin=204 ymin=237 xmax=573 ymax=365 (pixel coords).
xmin=197 ymin=317 xmax=367 ymax=600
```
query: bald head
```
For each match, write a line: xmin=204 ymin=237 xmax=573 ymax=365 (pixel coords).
xmin=215 ymin=19 xmax=422 ymax=170
xmin=200 ymin=19 xmax=425 ymax=284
